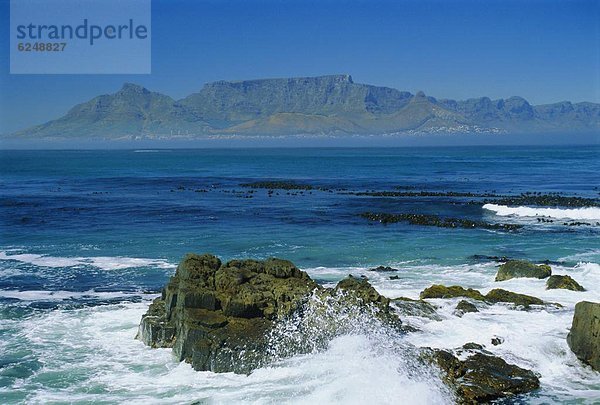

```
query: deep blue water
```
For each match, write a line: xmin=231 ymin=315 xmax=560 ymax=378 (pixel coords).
xmin=1 ymin=146 xmax=599 ymax=403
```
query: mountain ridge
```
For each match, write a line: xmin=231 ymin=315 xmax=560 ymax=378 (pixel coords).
xmin=10 ymin=74 xmax=600 ymax=140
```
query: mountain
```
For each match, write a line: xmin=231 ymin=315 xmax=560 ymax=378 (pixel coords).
xmin=10 ymin=75 xmax=600 ymax=140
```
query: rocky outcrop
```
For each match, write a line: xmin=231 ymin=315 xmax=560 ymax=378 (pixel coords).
xmin=495 ymin=260 xmax=552 ymax=281
xmin=567 ymin=301 xmax=600 ymax=371
xmin=137 ymin=254 xmax=402 ymax=373
xmin=485 ymin=288 xmax=546 ymax=308
xmin=419 ymin=284 xmax=552 ymax=309
xmin=137 ymin=253 xmax=318 ymax=373
xmin=392 ymin=297 xmax=441 ymax=320
xmin=546 ymin=275 xmax=585 ymax=291
xmin=425 ymin=348 xmax=540 ymax=403
xmin=420 ymin=285 xmax=486 ymax=301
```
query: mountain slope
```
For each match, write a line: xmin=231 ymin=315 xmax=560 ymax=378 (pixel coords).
xmin=10 ymin=75 xmax=600 ymax=139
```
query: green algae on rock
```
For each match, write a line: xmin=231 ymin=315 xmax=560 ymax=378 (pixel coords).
xmin=567 ymin=301 xmax=600 ymax=371
xmin=419 ymin=285 xmax=486 ymax=301
xmin=485 ymin=288 xmax=545 ymax=308
xmin=546 ymin=275 xmax=585 ymax=291
xmin=495 ymin=260 xmax=551 ymax=282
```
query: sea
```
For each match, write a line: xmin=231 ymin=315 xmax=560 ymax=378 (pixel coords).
xmin=1 ymin=145 xmax=599 ymax=404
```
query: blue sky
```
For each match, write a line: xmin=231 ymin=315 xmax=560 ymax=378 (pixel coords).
xmin=1 ymin=0 xmax=599 ymax=134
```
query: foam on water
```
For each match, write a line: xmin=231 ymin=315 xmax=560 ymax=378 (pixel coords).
xmin=1 ymin=300 xmax=451 ymax=404
xmin=0 ymin=251 xmax=176 ymax=271
xmin=483 ymin=204 xmax=600 ymax=221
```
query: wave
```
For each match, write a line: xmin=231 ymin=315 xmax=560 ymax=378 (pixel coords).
xmin=483 ymin=204 xmax=600 ymax=221
xmin=0 ymin=251 xmax=176 ymax=271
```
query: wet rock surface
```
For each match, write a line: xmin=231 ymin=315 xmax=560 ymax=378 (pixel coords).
xmin=392 ymin=297 xmax=441 ymax=320
xmin=546 ymin=275 xmax=585 ymax=291
xmin=426 ymin=348 xmax=540 ymax=403
xmin=137 ymin=254 xmax=402 ymax=373
xmin=567 ymin=301 xmax=600 ymax=371
xmin=368 ymin=265 xmax=399 ymax=272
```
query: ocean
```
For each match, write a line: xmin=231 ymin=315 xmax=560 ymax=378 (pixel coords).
xmin=1 ymin=145 xmax=599 ymax=403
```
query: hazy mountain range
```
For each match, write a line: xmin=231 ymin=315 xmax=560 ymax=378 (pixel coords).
xmin=9 ymin=75 xmax=600 ymax=140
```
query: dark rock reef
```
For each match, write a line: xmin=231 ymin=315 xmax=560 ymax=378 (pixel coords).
xmin=361 ymin=212 xmax=522 ymax=231
xmin=567 ymin=301 xmax=600 ymax=371
xmin=546 ymin=275 xmax=585 ymax=291
xmin=495 ymin=260 xmax=552 ymax=281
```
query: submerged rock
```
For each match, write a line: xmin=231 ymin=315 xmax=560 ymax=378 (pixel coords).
xmin=420 ymin=285 xmax=485 ymax=301
xmin=368 ymin=265 xmax=399 ymax=272
xmin=546 ymin=275 xmax=585 ymax=291
xmin=426 ymin=349 xmax=540 ymax=403
xmin=495 ymin=260 xmax=551 ymax=281
xmin=137 ymin=254 xmax=403 ymax=374
xmin=567 ymin=301 xmax=600 ymax=371
xmin=454 ymin=300 xmax=479 ymax=317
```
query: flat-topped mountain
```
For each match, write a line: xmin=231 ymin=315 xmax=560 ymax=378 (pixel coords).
xmin=10 ymin=75 xmax=600 ymax=139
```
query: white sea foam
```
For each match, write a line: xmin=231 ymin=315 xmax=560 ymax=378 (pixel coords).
xmin=0 ymin=289 xmax=147 ymax=302
xmin=2 ymin=260 xmax=600 ymax=403
xmin=483 ymin=203 xmax=600 ymax=221
xmin=0 ymin=251 xmax=176 ymax=271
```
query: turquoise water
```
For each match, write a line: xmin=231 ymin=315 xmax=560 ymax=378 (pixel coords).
xmin=1 ymin=146 xmax=599 ymax=403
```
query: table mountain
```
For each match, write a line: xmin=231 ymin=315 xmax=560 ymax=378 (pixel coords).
xmin=10 ymin=75 xmax=600 ymax=139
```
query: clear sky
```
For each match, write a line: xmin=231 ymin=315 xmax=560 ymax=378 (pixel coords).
xmin=1 ymin=0 xmax=599 ymax=134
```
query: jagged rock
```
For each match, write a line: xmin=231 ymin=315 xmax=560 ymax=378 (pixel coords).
xmin=546 ymin=275 xmax=585 ymax=291
xmin=389 ymin=275 xmax=400 ymax=280
xmin=454 ymin=300 xmax=479 ymax=317
xmin=420 ymin=285 xmax=485 ymax=301
xmin=426 ymin=349 xmax=540 ymax=403
xmin=392 ymin=297 xmax=441 ymax=320
xmin=567 ymin=301 xmax=600 ymax=371
xmin=485 ymin=289 xmax=546 ymax=308
xmin=495 ymin=260 xmax=551 ymax=281
xmin=137 ymin=254 xmax=403 ymax=374
xmin=137 ymin=253 xmax=318 ymax=373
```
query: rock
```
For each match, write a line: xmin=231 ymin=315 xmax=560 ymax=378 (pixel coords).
xmin=495 ymin=260 xmax=552 ymax=281
xmin=462 ymin=342 xmax=484 ymax=350
xmin=392 ymin=297 xmax=441 ymax=320
xmin=454 ymin=300 xmax=479 ymax=317
xmin=361 ymin=212 xmax=522 ymax=231
xmin=485 ymin=289 xmax=545 ymax=308
xmin=137 ymin=253 xmax=318 ymax=373
xmin=138 ymin=254 xmax=403 ymax=374
xmin=546 ymin=275 xmax=585 ymax=291
xmin=567 ymin=301 xmax=600 ymax=371
xmin=368 ymin=265 xmax=398 ymax=272
xmin=427 ymin=349 xmax=540 ymax=403
xmin=491 ymin=336 xmax=504 ymax=346
xmin=389 ymin=275 xmax=400 ymax=280
xmin=420 ymin=285 xmax=486 ymax=301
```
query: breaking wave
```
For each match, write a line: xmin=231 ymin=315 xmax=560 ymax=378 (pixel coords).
xmin=483 ymin=204 xmax=600 ymax=221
